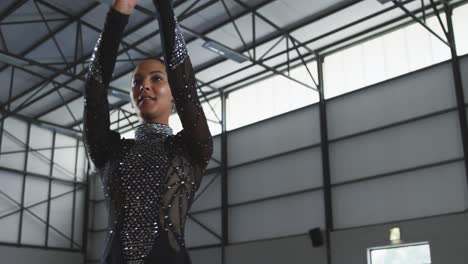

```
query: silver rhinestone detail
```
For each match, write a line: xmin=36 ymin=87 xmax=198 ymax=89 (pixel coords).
xmin=88 ymin=34 xmax=104 ymax=83
xmin=169 ymin=16 xmax=188 ymax=70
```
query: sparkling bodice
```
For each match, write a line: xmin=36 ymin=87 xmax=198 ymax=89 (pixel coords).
xmin=118 ymin=123 xmax=172 ymax=262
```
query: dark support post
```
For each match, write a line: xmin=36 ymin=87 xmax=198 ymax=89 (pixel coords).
xmin=220 ymin=91 xmax=229 ymax=264
xmin=252 ymin=12 xmax=256 ymax=60
xmin=17 ymin=123 xmax=31 ymax=244
xmin=317 ymin=53 xmax=333 ymax=264
xmin=82 ymin=161 xmax=91 ymax=253
xmin=45 ymin=132 xmax=56 ymax=247
xmin=8 ymin=67 xmax=14 ymax=112
xmin=444 ymin=4 xmax=468 ymax=189
xmin=70 ymin=139 xmax=80 ymax=248
xmin=286 ymin=38 xmax=290 ymax=76
xmin=0 ymin=116 xmax=3 ymax=154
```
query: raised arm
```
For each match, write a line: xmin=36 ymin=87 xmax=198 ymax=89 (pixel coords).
xmin=153 ymin=0 xmax=213 ymax=173
xmin=83 ymin=5 xmax=130 ymax=168
xmin=152 ymin=0 xmax=214 ymax=252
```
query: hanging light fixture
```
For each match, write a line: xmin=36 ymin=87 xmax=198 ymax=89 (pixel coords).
xmin=202 ymin=41 xmax=249 ymax=63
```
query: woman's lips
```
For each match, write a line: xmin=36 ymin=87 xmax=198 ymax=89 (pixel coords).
xmin=138 ymin=96 xmax=156 ymax=105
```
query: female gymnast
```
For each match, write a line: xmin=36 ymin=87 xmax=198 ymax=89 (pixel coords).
xmin=83 ymin=0 xmax=213 ymax=263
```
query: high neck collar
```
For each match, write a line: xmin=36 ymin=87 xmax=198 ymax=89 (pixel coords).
xmin=134 ymin=122 xmax=173 ymax=141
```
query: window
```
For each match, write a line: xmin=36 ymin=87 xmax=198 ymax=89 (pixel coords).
xmin=226 ymin=61 xmax=319 ymax=131
xmin=324 ymin=12 xmax=451 ymax=99
xmin=215 ymin=3 xmax=468 ymax=130
xmin=454 ymin=3 xmax=468 ymax=56
xmin=368 ymin=242 xmax=432 ymax=264
xmin=169 ymin=97 xmax=222 ymax=136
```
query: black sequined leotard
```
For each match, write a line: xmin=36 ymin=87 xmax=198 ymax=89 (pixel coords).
xmin=83 ymin=1 xmax=213 ymax=263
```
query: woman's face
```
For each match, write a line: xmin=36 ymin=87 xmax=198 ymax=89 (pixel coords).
xmin=130 ymin=59 xmax=173 ymax=123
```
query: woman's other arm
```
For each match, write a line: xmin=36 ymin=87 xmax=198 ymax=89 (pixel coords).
xmin=153 ymin=0 xmax=213 ymax=182
xmin=83 ymin=1 xmax=134 ymax=168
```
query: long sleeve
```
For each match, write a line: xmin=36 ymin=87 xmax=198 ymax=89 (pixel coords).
xmin=153 ymin=0 xmax=213 ymax=252
xmin=83 ymin=8 xmax=129 ymax=169
xmin=153 ymin=0 xmax=213 ymax=178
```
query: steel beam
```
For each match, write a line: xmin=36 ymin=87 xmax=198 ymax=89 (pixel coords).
xmin=220 ymin=91 xmax=228 ymax=264
xmin=45 ymin=131 xmax=56 ymax=247
xmin=443 ymin=3 xmax=468 ymax=196
xmin=317 ymin=53 xmax=333 ymax=264
xmin=17 ymin=123 xmax=31 ymax=244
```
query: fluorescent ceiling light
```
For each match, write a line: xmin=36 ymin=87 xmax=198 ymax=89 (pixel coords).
xmin=376 ymin=0 xmax=393 ymax=4
xmin=39 ymin=122 xmax=81 ymax=139
xmin=202 ymin=41 xmax=249 ymax=63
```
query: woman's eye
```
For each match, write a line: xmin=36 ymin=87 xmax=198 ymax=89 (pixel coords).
xmin=152 ymin=75 xmax=163 ymax=82
xmin=133 ymin=79 xmax=142 ymax=86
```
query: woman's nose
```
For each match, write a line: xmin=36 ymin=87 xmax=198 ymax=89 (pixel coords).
xmin=139 ymin=79 xmax=151 ymax=92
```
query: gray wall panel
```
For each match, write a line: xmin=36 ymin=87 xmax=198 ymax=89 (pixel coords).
xmin=227 ymin=106 xmax=321 ymax=166
xmin=0 ymin=170 xmax=23 ymax=209
xmin=1 ymin=118 xmax=28 ymax=152
xmin=76 ymin=145 xmax=87 ymax=182
xmin=88 ymin=231 xmax=107 ymax=260
xmin=330 ymin=111 xmax=463 ymax=183
xmin=190 ymin=247 xmax=222 ymax=264
xmin=0 ymin=152 xmax=25 ymax=171
xmin=0 ymin=214 xmax=19 ymax=243
xmin=52 ymin=154 xmax=76 ymax=181
xmin=21 ymin=208 xmax=46 ymax=245
xmin=24 ymin=176 xmax=48 ymax=214
xmin=190 ymin=210 xmax=221 ymax=236
xmin=185 ymin=217 xmax=221 ymax=247
xmin=47 ymin=182 xmax=76 ymax=248
xmin=0 ymin=246 xmax=83 ymax=264
xmin=50 ymin=181 xmax=74 ymax=197
xmin=191 ymin=173 xmax=221 ymax=212
xmin=331 ymin=212 xmax=468 ymax=264
xmin=189 ymin=213 xmax=468 ymax=264
xmin=52 ymin=134 xmax=77 ymax=180
xmin=93 ymin=201 xmax=109 ymax=230
xmin=23 ymin=176 xmax=67 ymax=246
xmin=460 ymin=55 xmax=468 ymax=102
xmin=73 ymin=189 xmax=85 ymax=248
xmin=229 ymin=191 xmax=324 ymax=243
xmin=0 ymin=170 xmax=26 ymax=244
xmin=91 ymin=174 xmax=105 ymax=201
xmin=27 ymin=150 xmax=52 ymax=176
xmin=186 ymin=210 xmax=221 ymax=247
xmin=332 ymin=162 xmax=468 ymax=229
xmin=49 ymin=195 xmax=74 ymax=247
xmin=228 ymin=147 xmax=322 ymax=204
xmin=27 ymin=124 xmax=53 ymax=176
xmin=226 ymin=235 xmax=326 ymax=264
xmin=28 ymin=124 xmax=53 ymax=148
xmin=206 ymin=136 xmax=221 ymax=170
xmin=48 ymin=227 xmax=72 ymax=248
xmin=327 ymin=61 xmax=456 ymax=140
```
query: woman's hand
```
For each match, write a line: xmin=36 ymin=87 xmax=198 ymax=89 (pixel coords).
xmin=112 ymin=0 xmax=138 ymax=15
